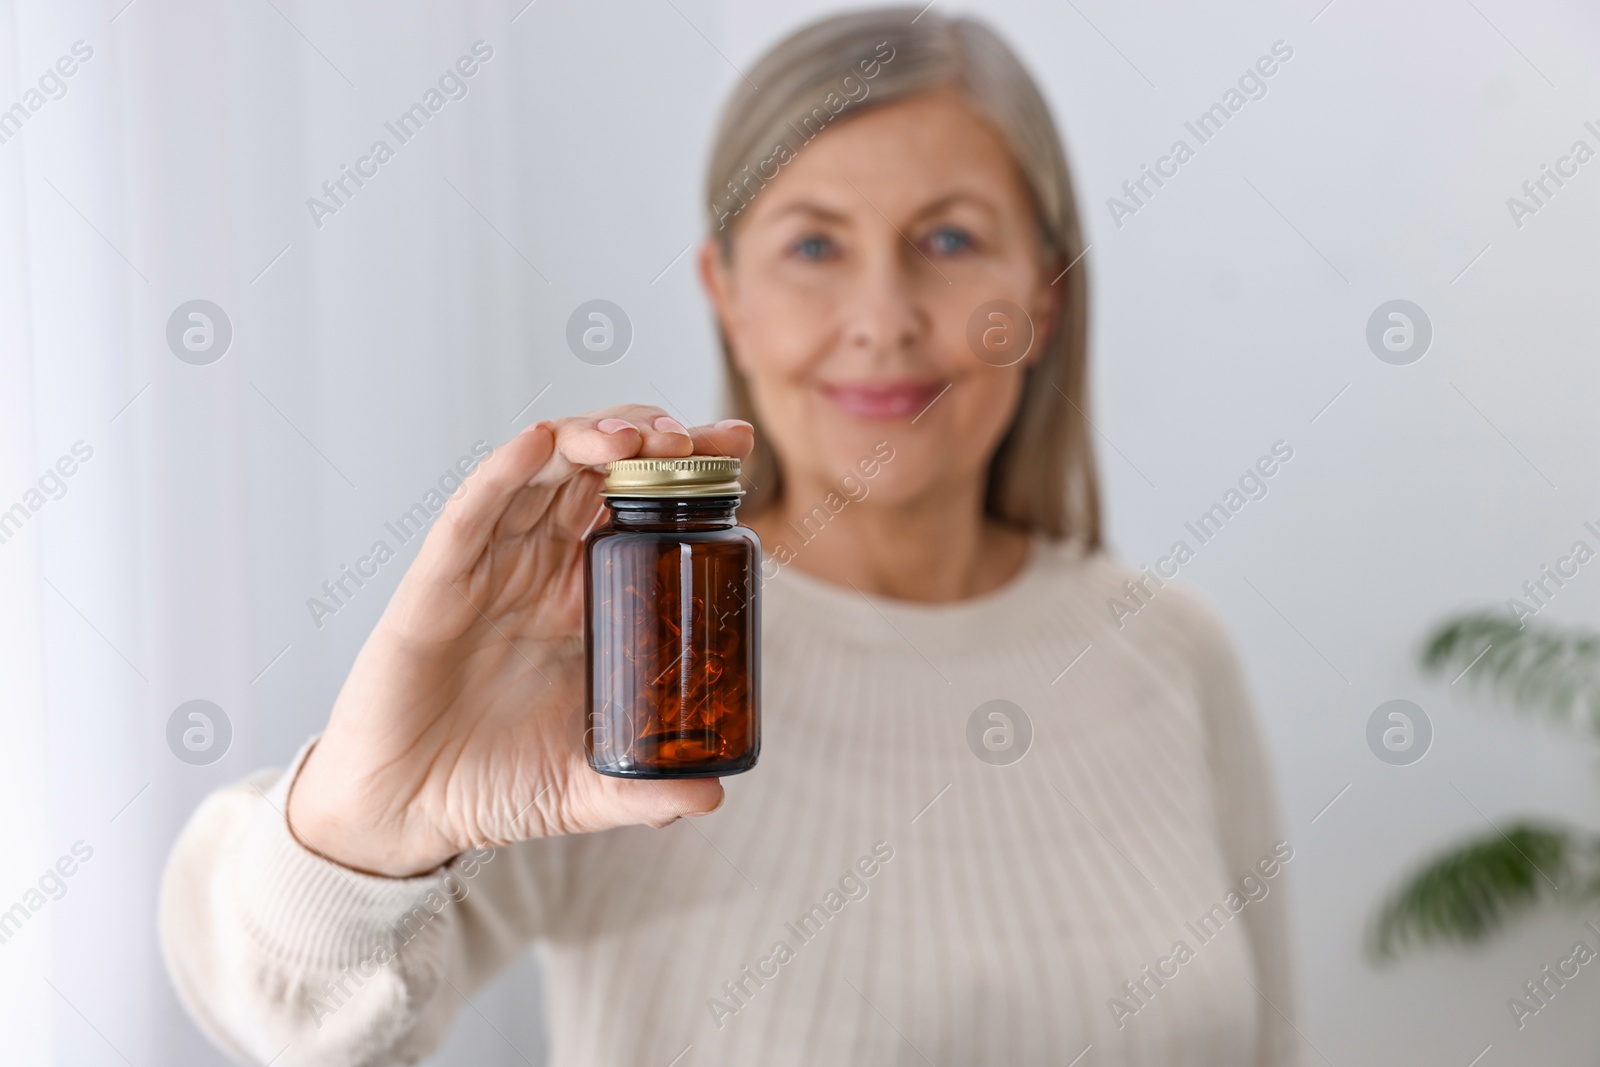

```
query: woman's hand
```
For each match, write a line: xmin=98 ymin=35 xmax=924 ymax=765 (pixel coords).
xmin=286 ymin=406 xmax=755 ymax=877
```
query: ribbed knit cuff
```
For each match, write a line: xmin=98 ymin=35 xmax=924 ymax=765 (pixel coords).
xmin=230 ymin=737 xmax=449 ymax=971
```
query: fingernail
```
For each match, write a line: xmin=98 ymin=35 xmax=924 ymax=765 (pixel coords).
xmin=686 ymin=809 xmax=712 ymax=818
xmin=714 ymin=419 xmax=753 ymax=431
xmin=653 ymin=416 xmax=690 ymax=435
xmin=597 ymin=418 xmax=634 ymax=434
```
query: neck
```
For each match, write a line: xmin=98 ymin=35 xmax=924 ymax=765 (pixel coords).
xmin=747 ymin=471 xmax=1031 ymax=603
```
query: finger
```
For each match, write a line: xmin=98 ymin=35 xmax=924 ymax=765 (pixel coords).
xmin=548 ymin=408 xmax=754 ymax=470
xmin=492 ymin=465 xmax=602 ymax=544
xmin=418 ymin=423 xmax=560 ymax=568
xmin=624 ymin=777 xmax=726 ymax=829
xmin=681 ymin=419 xmax=754 ymax=460
xmin=573 ymin=767 xmax=725 ymax=831
xmin=544 ymin=406 xmax=696 ymax=472
xmin=416 ymin=406 xmax=737 ymax=580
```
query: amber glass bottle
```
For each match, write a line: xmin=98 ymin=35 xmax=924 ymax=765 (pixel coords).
xmin=584 ymin=456 xmax=760 ymax=778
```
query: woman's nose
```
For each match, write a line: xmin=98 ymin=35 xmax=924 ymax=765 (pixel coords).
xmin=842 ymin=250 xmax=927 ymax=357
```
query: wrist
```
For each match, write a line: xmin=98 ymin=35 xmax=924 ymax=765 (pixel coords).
xmin=286 ymin=740 xmax=456 ymax=878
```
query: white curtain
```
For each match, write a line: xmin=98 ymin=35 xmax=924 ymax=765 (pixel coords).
xmin=0 ymin=0 xmax=739 ymax=1061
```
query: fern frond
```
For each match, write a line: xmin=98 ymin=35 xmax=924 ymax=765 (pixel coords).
xmin=1369 ymin=823 xmax=1600 ymax=961
xmin=1420 ymin=612 xmax=1600 ymax=733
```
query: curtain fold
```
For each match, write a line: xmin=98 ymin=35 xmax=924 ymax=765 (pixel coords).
xmin=0 ymin=2 xmax=564 ymax=1062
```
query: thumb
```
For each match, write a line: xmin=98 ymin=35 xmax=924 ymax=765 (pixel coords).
xmin=588 ymin=774 xmax=726 ymax=830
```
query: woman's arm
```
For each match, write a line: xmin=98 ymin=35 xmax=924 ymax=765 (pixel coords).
xmin=1182 ymin=593 xmax=1299 ymax=1067
xmin=159 ymin=408 xmax=752 ymax=1064
xmin=160 ymin=742 xmax=570 ymax=1066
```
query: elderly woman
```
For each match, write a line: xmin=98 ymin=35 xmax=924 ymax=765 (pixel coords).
xmin=161 ymin=8 xmax=1295 ymax=1065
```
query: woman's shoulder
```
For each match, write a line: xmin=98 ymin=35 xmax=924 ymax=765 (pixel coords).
xmin=1052 ymin=545 xmax=1236 ymax=654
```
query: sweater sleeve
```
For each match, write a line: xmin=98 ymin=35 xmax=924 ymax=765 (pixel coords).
xmin=158 ymin=739 xmax=572 ymax=1067
xmin=1180 ymin=594 xmax=1299 ymax=1067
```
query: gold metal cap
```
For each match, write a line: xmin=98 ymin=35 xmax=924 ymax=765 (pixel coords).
xmin=602 ymin=456 xmax=744 ymax=498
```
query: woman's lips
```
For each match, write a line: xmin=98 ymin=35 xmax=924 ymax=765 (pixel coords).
xmin=819 ymin=379 xmax=948 ymax=420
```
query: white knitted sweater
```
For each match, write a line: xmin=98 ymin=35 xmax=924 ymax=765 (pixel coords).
xmin=160 ymin=540 xmax=1296 ymax=1066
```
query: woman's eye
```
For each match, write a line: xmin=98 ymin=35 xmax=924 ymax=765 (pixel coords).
xmin=926 ymin=226 xmax=973 ymax=256
xmin=790 ymin=235 xmax=835 ymax=261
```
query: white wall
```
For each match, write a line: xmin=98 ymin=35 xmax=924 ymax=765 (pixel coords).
xmin=3 ymin=0 xmax=1598 ymax=1064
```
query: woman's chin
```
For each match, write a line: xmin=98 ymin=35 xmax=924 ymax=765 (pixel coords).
xmin=825 ymin=463 xmax=944 ymax=512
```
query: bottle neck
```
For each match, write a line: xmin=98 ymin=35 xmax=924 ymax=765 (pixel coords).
xmin=605 ymin=496 xmax=741 ymax=529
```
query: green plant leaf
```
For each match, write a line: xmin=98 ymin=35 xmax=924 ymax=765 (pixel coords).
xmin=1420 ymin=612 xmax=1600 ymax=734
xmin=1369 ymin=822 xmax=1600 ymax=961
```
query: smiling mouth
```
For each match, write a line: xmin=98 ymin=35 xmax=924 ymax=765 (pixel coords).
xmin=819 ymin=379 xmax=949 ymax=420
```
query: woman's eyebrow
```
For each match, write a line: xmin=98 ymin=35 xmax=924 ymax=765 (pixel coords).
xmin=907 ymin=191 xmax=1000 ymax=223
xmin=765 ymin=201 xmax=852 ymax=224
xmin=762 ymin=190 xmax=998 ymax=227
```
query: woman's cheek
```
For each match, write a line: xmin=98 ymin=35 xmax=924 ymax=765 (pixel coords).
xmin=973 ymin=368 xmax=1030 ymax=451
xmin=928 ymin=368 xmax=1026 ymax=456
xmin=738 ymin=294 xmax=829 ymax=378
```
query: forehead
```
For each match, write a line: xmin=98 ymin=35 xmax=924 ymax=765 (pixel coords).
xmin=747 ymin=89 xmax=1034 ymax=220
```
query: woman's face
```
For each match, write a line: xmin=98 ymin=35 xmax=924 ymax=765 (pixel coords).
xmin=701 ymin=88 xmax=1060 ymax=512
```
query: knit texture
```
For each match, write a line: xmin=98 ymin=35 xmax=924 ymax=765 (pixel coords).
xmin=160 ymin=541 xmax=1296 ymax=1066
